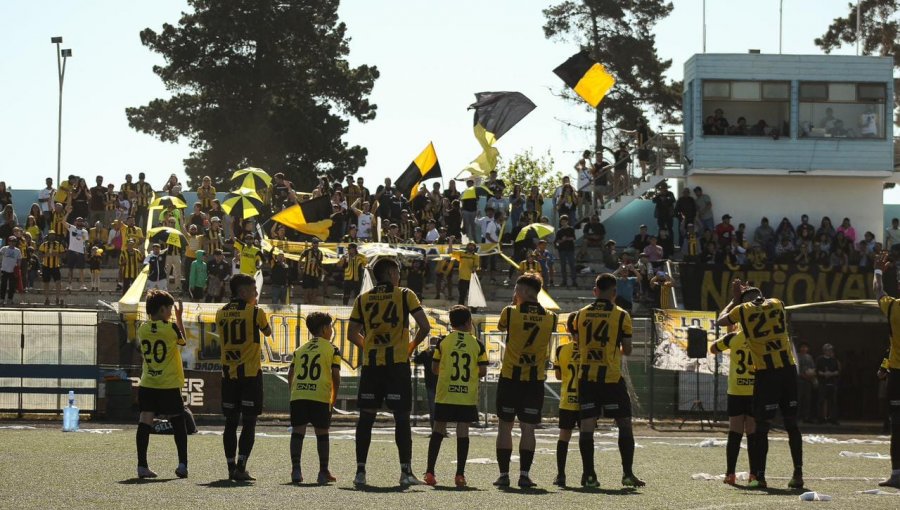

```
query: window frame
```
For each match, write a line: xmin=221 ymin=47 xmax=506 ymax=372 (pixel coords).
xmin=798 ymin=81 xmax=887 ymax=140
xmin=701 ymin=79 xmax=792 ymax=138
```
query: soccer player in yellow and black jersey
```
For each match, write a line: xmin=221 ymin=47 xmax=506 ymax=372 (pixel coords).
xmin=457 ymin=242 xmax=480 ymax=305
xmin=287 ymin=311 xmax=341 ymax=486
xmin=424 ymin=305 xmax=488 ymax=488
xmin=711 ymin=327 xmax=758 ymax=486
xmin=573 ymin=273 xmax=643 ymax=488
xmin=215 ymin=273 xmax=272 ymax=481
xmin=552 ymin=313 xmax=580 ymax=487
xmin=873 ymin=253 xmax=900 ymax=488
xmin=347 ymin=258 xmax=431 ymax=487
xmin=339 ymin=243 xmax=367 ymax=305
xmin=135 ymin=290 xmax=188 ymax=479
xmin=494 ymin=273 xmax=557 ymax=489
xmin=718 ymin=279 xmax=803 ymax=489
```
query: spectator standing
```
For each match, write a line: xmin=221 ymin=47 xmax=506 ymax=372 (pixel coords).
xmin=38 ymin=178 xmax=55 ymax=230
xmin=299 ymin=238 xmax=324 ymax=304
xmin=715 ymin=214 xmax=735 ymax=248
xmin=610 ymin=142 xmax=630 ymax=200
xmin=0 ymin=236 xmax=22 ymax=305
xmin=119 ymin=238 xmax=142 ymax=295
xmin=105 ymin=184 xmax=118 ymax=225
xmin=205 ymin=249 xmax=230 ymax=303
xmin=38 ymin=231 xmax=65 ymax=305
xmin=796 ymin=342 xmax=817 ymax=423
xmin=0 ymin=183 xmax=12 ymax=210
xmin=197 ymin=176 xmax=217 ymax=214
xmin=693 ymin=186 xmax=714 ymax=232
xmin=88 ymin=246 xmax=103 ymax=292
xmin=508 ymin=184 xmax=524 ymax=228
xmin=576 ymin=151 xmax=594 ymax=220
xmin=753 ymin=217 xmax=776 ymax=259
xmin=634 ymin=117 xmax=653 ymax=176
xmin=69 ymin=178 xmax=90 ymax=223
xmin=144 ymin=243 xmax=168 ymax=292
xmin=456 ymin=242 xmax=480 ymax=305
xmin=0 ymin=205 xmax=17 ymax=245
xmin=555 ymin=176 xmax=578 ymax=224
xmin=338 ymin=243 xmax=366 ymax=305
xmin=57 ymin=175 xmax=76 ymax=207
xmin=62 ymin=213 xmax=89 ymax=291
xmin=268 ymin=252 xmax=290 ymax=305
xmin=133 ymin=173 xmax=154 ymax=228
xmin=533 ymin=240 xmax=554 ymax=287
xmin=89 ymin=176 xmax=107 ymax=226
xmin=674 ymin=187 xmax=696 ymax=246
xmin=580 ymin=214 xmax=606 ymax=261
xmin=652 ymin=182 xmax=676 ymax=234
xmin=460 ymin=180 xmax=478 ymax=243
xmin=555 ymin=215 xmax=577 ymax=288
xmin=657 ymin=228 xmax=675 ymax=259
xmin=885 ymin=218 xmax=900 ymax=253
xmin=187 ymin=249 xmax=208 ymax=300
xmin=642 ymin=236 xmax=663 ymax=263
xmin=816 ymin=344 xmax=841 ymax=425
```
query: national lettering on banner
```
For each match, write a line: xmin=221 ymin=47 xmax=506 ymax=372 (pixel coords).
xmin=652 ymin=309 xmax=723 ymax=375
xmin=118 ymin=303 xmax=574 ymax=380
xmin=679 ymin=263 xmax=874 ymax=312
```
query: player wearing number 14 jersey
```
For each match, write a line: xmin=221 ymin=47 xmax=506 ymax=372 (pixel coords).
xmin=216 ymin=274 xmax=272 ymax=481
xmin=718 ymin=280 xmax=803 ymax=489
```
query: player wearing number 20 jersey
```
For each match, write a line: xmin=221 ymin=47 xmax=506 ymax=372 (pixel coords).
xmin=138 ymin=320 xmax=186 ymax=391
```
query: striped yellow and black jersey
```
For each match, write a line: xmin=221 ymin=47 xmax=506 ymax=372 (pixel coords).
xmin=38 ymin=241 xmax=66 ymax=269
xmin=290 ymin=338 xmax=341 ymax=404
xmin=349 ymin=284 xmax=422 ymax=366
xmin=204 ymin=229 xmax=224 ymax=254
xmin=120 ymin=182 xmax=136 ymax=200
xmin=51 ymin=212 xmax=66 ymax=236
xmin=137 ymin=320 xmax=185 ymax=390
xmin=343 ymin=253 xmax=367 ymax=282
xmin=134 ymin=182 xmax=153 ymax=207
xmin=119 ymin=248 xmax=143 ymax=279
xmin=727 ymin=298 xmax=795 ymax=371
xmin=878 ymin=295 xmax=900 ymax=370
xmin=497 ymin=302 xmax=557 ymax=381
xmin=518 ymin=260 xmax=540 ymax=274
xmin=106 ymin=191 xmax=118 ymax=211
xmin=714 ymin=331 xmax=755 ymax=397
xmin=216 ymin=299 xmax=271 ymax=379
xmin=299 ymin=248 xmax=323 ymax=278
xmin=554 ymin=342 xmax=580 ymax=411
xmin=574 ymin=299 xmax=633 ymax=383
xmin=123 ymin=226 xmax=144 ymax=244
xmin=433 ymin=331 xmax=488 ymax=406
xmin=437 ymin=256 xmax=455 ymax=276
xmin=457 ymin=253 xmax=479 ymax=281
xmin=197 ymin=185 xmax=217 ymax=211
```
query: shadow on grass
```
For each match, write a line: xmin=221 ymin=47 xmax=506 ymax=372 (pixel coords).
xmin=279 ymin=482 xmax=330 ymax=488
xmin=563 ymin=486 xmax=639 ymax=496
xmin=733 ymin=485 xmax=806 ymax=496
xmin=118 ymin=478 xmax=177 ymax=485
xmin=197 ymin=479 xmax=254 ymax=488
xmin=497 ymin=486 xmax=551 ymax=495
xmin=338 ymin=485 xmax=412 ymax=493
xmin=430 ymin=485 xmax=484 ymax=492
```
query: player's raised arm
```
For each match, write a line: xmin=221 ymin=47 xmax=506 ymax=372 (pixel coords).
xmin=173 ymin=300 xmax=186 ymax=340
xmin=874 ymin=252 xmax=889 ymax=299
xmin=716 ymin=279 xmax=745 ymax=326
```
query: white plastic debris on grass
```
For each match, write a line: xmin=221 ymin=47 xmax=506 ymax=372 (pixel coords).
xmin=657 ymin=438 xmax=730 ymax=448
xmin=838 ymin=451 xmax=890 ymax=460
xmin=0 ymin=425 xmax=36 ymax=430
xmin=856 ymin=489 xmax=900 ymax=496
xmin=691 ymin=472 xmax=749 ymax=481
xmin=452 ymin=456 xmax=519 ymax=465
xmin=804 ymin=434 xmax=889 ymax=445
xmin=76 ymin=428 xmax=121 ymax=434
xmin=799 ymin=491 xmax=832 ymax=501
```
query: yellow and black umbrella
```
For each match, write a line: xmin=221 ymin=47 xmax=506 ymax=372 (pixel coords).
xmin=147 ymin=226 xmax=186 ymax=248
xmin=515 ymin=223 xmax=554 ymax=242
xmin=222 ymin=189 xmax=265 ymax=219
xmin=460 ymin=185 xmax=493 ymax=201
xmin=231 ymin=167 xmax=271 ymax=189
xmin=149 ymin=195 xmax=187 ymax=210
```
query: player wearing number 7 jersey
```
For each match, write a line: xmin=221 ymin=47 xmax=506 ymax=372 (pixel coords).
xmin=717 ymin=279 xmax=803 ymax=490
xmin=348 ymin=258 xmax=431 ymax=487
xmin=573 ymin=273 xmax=643 ymax=489
xmin=216 ymin=273 xmax=273 ymax=481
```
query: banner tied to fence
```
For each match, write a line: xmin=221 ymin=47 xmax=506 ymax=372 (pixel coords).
xmin=651 ymin=309 xmax=728 ymax=376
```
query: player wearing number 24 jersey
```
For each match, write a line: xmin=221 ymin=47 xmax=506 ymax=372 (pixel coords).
xmin=872 ymin=253 xmax=900 ymax=489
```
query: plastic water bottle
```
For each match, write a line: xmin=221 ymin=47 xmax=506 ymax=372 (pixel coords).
xmin=62 ymin=390 xmax=79 ymax=432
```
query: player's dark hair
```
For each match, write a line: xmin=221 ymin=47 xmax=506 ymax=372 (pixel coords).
xmin=566 ymin=312 xmax=577 ymax=334
xmin=449 ymin=305 xmax=471 ymax=328
xmin=595 ymin=273 xmax=617 ymax=292
xmin=230 ymin=273 xmax=256 ymax=297
xmin=306 ymin=311 xmax=333 ymax=337
xmin=516 ymin=273 xmax=543 ymax=294
xmin=146 ymin=289 xmax=174 ymax=317
xmin=373 ymin=258 xmax=399 ymax=283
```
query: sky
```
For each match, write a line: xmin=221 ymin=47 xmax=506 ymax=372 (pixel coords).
xmin=2 ymin=0 xmax=890 ymax=197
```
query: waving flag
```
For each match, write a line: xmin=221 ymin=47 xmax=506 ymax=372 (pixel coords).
xmin=465 ymin=91 xmax=536 ymax=176
xmin=553 ymin=51 xmax=615 ymax=107
xmin=394 ymin=142 xmax=441 ymax=200
xmin=271 ymin=195 xmax=334 ymax=240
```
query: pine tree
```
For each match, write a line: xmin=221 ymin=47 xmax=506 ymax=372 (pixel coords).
xmin=126 ymin=0 xmax=379 ymax=188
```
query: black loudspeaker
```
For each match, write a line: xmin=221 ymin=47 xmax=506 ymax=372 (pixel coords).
xmin=686 ymin=328 xmax=708 ymax=359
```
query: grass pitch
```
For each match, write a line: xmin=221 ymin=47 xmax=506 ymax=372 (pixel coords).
xmin=0 ymin=422 xmax=897 ymax=509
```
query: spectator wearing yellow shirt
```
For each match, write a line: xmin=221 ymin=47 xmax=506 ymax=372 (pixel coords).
xmin=182 ymin=224 xmax=203 ymax=277
xmin=518 ymin=252 xmax=541 ymax=276
xmin=456 ymin=242 xmax=480 ymax=305
xmin=435 ymin=238 xmax=456 ymax=301
xmin=55 ymin=175 xmax=76 ymax=206
xmin=234 ymin=235 xmax=263 ymax=276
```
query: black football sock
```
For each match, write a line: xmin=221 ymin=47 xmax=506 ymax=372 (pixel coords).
xmin=224 ymin=413 xmax=240 ymax=465
xmin=556 ymin=440 xmax=569 ymax=476
xmin=497 ymin=448 xmax=512 ymax=475
xmin=726 ymin=431 xmax=742 ymax=474
xmin=317 ymin=433 xmax=330 ymax=471
xmin=618 ymin=428 xmax=636 ymax=477
xmin=136 ymin=422 xmax=152 ymax=468
xmin=519 ymin=449 xmax=535 ymax=477
xmin=456 ymin=437 xmax=470 ymax=476
xmin=169 ymin=414 xmax=188 ymax=466
xmin=238 ymin=415 xmax=257 ymax=465
xmin=892 ymin=418 xmax=900 ymax=470
xmin=579 ymin=431 xmax=595 ymax=476
xmin=356 ymin=412 xmax=376 ymax=469
xmin=394 ymin=413 xmax=413 ymax=468
xmin=755 ymin=421 xmax=770 ymax=479
xmin=784 ymin=418 xmax=803 ymax=472
xmin=426 ymin=432 xmax=443 ymax=474
xmin=746 ymin=433 xmax=758 ymax=475
xmin=290 ymin=432 xmax=304 ymax=467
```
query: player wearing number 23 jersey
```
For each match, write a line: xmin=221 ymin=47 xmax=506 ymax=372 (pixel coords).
xmin=349 ymin=283 xmax=423 ymax=367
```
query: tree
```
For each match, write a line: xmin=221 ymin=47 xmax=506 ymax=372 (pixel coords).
xmin=815 ymin=0 xmax=900 ymax=126
xmin=497 ymin=149 xmax=563 ymax=198
xmin=126 ymin=0 xmax=379 ymax=189
xmin=543 ymin=1 xmax=681 ymax=155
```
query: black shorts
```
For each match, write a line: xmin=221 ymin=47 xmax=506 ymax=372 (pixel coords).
xmin=434 ymin=403 xmax=478 ymax=423
xmin=42 ymin=267 xmax=61 ymax=282
xmin=578 ymin=377 xmax=632 ymax=419
xmin=67 ymin=251 xmax=85 ymax=269
xmin=221 ymin=374 xmax=264 ymax=416
xmin=290 ymin=399 xmax=332 ymax=429
xmin=752 ymin=366 xmax=798 ymax=421
xmin=495 ymin=377 xmax=544 ymax=424
xmin=558 ymin=408 xmax=580 ymax=430
xmin=302 ymin=277 xmax=319 ymax=289
xmin=357 ymin=363 xmax=411 ymax=412
xmin=138 ymin=386 xmax=184 ymax=415
xmin=637 ymin=148 xmax=650 ymax=162
xmin=727 ymin=394 xmax=754 ymax=417
xmin=888 ymin=370 xmax=900 ymax=416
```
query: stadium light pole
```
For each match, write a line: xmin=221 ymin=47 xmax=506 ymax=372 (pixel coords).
xmin=51 ymin=36 xmax=72 ymax=188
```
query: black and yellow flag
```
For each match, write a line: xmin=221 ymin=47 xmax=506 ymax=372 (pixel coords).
xmin=553 ymin=51 xmax=615 ymax=108
xmin=394 ymin=142 xmax=441 ymax=200
xmin=271 ymin=195 xmax=334 ymax=240
xmin=469 ymin=91 xmax=536 ymax=149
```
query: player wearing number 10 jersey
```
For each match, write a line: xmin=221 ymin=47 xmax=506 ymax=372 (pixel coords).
xmin=348 ymin=258 xmax=431 ymax=487
xmin=573 ymin=273 xmax=643 ymax=489
xmin=873 ymin=253 xmax=900 ymax=489
xmin=215 ymin=273 xmax=272 ymax=481
xmin=718 ymin=280 xmax=803 ymax=489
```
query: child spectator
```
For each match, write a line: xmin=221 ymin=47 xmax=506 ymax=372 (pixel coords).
xmin=269 ymin=252 xmax=290 ymax=305
xmin=188 ymin=249 xmax=208 ymax=301
xmin=88 ymin=246 xmax=103 ymax=292
xmin=206 ymin=249 xmax=231 ymax=303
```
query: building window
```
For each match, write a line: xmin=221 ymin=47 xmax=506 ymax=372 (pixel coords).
xmin=799 ymin=82 xmax=886 ymax=138
xmin=701 ymin=80 xmax=790 ymax=138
